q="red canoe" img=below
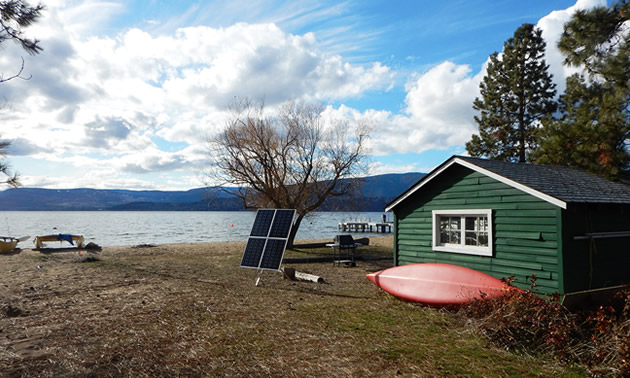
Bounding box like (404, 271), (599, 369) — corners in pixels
(366, 263), (519, 306)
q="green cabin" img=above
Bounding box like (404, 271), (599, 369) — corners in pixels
(385, 156), (630, 296)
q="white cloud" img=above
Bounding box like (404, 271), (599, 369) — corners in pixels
(368, 161), (430, 176)
(536, 0), (605, 94)
(53, 0), (125, 36)
(153, 23), (393, 106)
(360, 0), (603, 159)
(1, 3), (394, 189)
(399, 62), (481, 149)
(353, 61), (482, 157)
(1, 0), (604, 189)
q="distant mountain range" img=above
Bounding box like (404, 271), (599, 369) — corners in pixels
(0, 172), (425, 211)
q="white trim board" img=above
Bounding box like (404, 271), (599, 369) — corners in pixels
(385, 157), (567, 212)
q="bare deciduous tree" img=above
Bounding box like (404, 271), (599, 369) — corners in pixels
(208, 98), (370, 247)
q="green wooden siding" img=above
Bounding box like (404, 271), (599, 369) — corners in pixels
(394, 165), (561, 295)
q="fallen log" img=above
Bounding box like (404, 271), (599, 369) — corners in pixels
(282, 267), (325, 283)
(296, 271), (325, 283)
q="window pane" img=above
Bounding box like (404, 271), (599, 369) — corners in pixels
(462, 215), (489, 246)
(440, 218), (449, 232)
(448, 231), (460, 244)
(439, 216), (461, 245)
(465, 217), (474, 231)
(465, 231), (477, 245)
(450, 217), (460, 229)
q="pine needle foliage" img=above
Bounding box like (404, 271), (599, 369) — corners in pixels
(0, 1), (44, 187)
(0, 0), (43, 54)
(533, 1), (630, 179)
(467, 23), (557, 163)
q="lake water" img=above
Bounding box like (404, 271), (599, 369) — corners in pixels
(0, 211), (392, 247)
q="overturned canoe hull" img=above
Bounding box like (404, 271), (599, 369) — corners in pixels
(367, 263), (519, 307)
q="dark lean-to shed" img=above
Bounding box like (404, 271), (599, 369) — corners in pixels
(385, 156), (630, 296)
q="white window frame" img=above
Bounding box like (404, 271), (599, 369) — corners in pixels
(432, 209), (493, 256)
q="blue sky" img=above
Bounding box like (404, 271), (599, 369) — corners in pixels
(0, 0), (605, 190)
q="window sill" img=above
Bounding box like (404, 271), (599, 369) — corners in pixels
(432, 245), (492, 257)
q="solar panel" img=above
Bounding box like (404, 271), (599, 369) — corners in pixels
(250, 209), (275, 237)
(259, 238), (288, 269)
(269, 209), (295, 238)
(241, 237), (266, 268)
(240, 209), (296, 271)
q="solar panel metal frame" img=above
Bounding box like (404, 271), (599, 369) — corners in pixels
(240, 208), (296, 271)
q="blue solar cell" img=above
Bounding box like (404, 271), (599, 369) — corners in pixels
(250, 209), (274, 237)
(269, 209), (295, 238)
(259, 238), (287, 270)
(240, 237), (265, 268)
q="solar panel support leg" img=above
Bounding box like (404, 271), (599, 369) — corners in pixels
(255, 270), (264, 286)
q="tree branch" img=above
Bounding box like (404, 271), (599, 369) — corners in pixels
(0, 56), (32, 83)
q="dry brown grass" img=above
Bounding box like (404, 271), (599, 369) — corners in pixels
(1, 237), (583, 376)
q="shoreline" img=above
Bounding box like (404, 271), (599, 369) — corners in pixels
(12, 235), (394, 253)
(2, 211), (393, 248)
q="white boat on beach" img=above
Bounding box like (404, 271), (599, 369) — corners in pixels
(0, 236), (29, 252)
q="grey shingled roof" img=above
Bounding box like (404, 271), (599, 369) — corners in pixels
(457, 156), (630, 204)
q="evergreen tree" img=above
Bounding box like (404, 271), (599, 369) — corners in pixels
(534, 76), (629, 178)
(533, 1), (630, 179)
(466, 23), (557, 163)
(1, 0), (43, 83)
(1, 1), (43, 187)
(0, 136), (19, 187)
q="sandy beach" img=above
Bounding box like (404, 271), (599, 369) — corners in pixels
(0, 236), (572, 376)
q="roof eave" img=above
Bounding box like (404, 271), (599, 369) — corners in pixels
(385, 156), (567, 212)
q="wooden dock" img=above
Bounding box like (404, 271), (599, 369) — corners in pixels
(337, 221), (393, 233)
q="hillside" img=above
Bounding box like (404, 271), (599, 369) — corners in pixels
(0, 172), (425, 211)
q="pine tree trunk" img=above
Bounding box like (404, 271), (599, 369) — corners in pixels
(519, 120), (526, 163)
(518, 88), (526, 163)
